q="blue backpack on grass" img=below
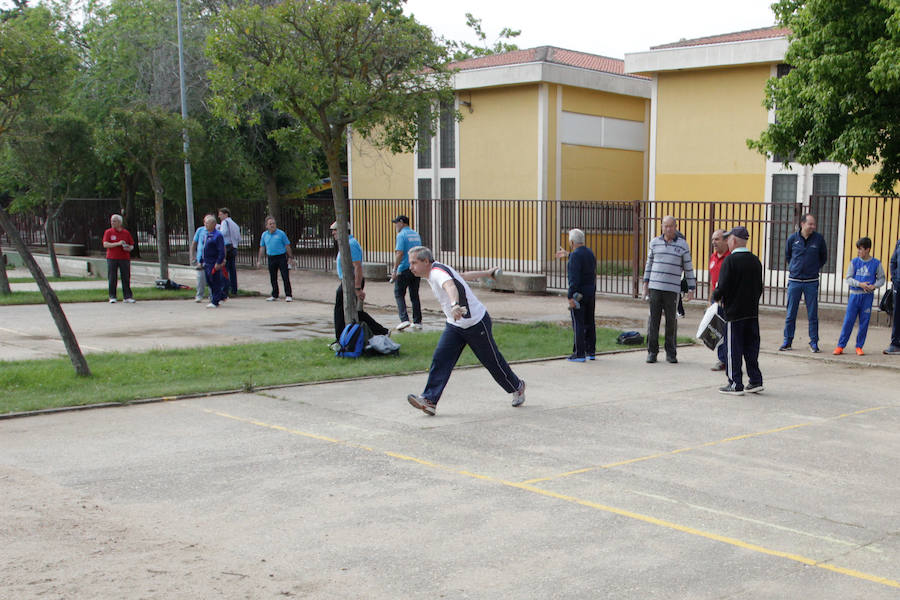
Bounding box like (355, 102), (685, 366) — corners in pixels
(336, 322), (369, 358)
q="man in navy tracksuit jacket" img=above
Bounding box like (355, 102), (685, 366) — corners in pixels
(200, 214), (227, 308)
(886, 238), (900, 355)
(564, 228), (597, 361)
(712, 227), (764, 396)
(781, 213), (828, 352)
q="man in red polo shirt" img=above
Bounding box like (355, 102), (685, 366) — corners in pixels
(709, 229), (730, 370)
(102, 214), (136, 304)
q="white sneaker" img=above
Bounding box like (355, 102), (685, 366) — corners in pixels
(109, 298), (116, 303)
(124, 298), (136, 303)
(206, 303), (218, 309)
(266, 296), (276, 301)
(395, 320), (412, 331)
(412, 323), (423, 330)
(285, 296), (293, 302)
(511, 380), (526, 407)
(194, 296), (203, 303)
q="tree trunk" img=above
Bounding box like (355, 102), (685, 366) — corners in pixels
(121, 170), (140, 259)
(45, 201), (66, 278)
(0, 205), (91, 376)
(0, 244), (11, 295)
(150, 165), (168, 280)
(264, 169), (280, 219)
(324, 136), (357, 327)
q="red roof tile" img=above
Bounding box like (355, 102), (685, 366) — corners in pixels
(449, 46), (646, 79)
(651, 26), (790, 50)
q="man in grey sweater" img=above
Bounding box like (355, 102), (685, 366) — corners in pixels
(643, 216), (696, 364)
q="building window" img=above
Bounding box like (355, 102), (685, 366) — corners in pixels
(439, 102), (455, 169)
(811, 173), (840, 274)
(417, 178), (433, 248)
(769, 173), (797, 270)
(560, 202), (633, 232)
(414, 100), (458, 253)
(417, 110), (432, 169)
(440, 178), (456, 252)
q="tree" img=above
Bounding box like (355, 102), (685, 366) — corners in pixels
(95, 105), (200, 280)
(446, 12), (521, 62)
(3, 112), (93, 278)
(749, 0), (900, 195)
(208, 0), (454, 325)
(0, 3), (90, 376)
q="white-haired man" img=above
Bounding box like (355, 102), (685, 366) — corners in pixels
(406, 246), (524, 416)
(559, 228), (596, 361)
(102, 214), (135, 304)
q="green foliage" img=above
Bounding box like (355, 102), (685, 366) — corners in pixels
(749, 0), (900, 195)
(447, 12), (521, 62)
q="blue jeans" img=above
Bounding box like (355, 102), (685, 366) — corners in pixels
(784, 280), (819, 344)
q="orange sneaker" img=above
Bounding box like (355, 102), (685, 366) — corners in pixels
(855, 347), (864, 356)
(832, 347), (843, 355)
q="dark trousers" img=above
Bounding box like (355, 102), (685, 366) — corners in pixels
(570, 293), (596, 358)
(712, 301), (727, 364)
(725, 318), (762, 391)
(204, 265), (227, 306)
(225, 245), (238, 295)
(394, 268), (422, 324)
(422, 313), (521, 403)
(334, 282), (389, 339)
(266, 253), (292, 298)
(892, 285), (900, 347)
(647, 289), (678, 357)
(107, 259), (132, 300)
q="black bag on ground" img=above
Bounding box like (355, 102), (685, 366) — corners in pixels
(616, 331), (644, 345)
(880, 288), (894, 314)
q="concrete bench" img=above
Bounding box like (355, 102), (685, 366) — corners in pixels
(53, 243), (86, 256)
(484, 271), (547, 295)
(362, 262), (390, 281)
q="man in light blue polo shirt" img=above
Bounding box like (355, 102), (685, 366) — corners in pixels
(190, 224), (208, 303)
(256, 216), (293, 301)
(390, 215), (423, 330)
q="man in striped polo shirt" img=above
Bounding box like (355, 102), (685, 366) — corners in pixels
(643, 216), (696, 364)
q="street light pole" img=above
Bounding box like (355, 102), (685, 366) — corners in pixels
(176, 0), (195, 248)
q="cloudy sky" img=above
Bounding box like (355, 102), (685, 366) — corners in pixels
(404, 0), (779, 58)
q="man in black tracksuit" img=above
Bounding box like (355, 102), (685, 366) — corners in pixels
(563, 228), (597, 361)
(711, 226), (764, 396)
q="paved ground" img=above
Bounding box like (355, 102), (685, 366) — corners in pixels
(2, 263), (900, 598)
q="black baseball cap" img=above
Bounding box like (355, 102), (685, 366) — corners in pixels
(723, 226), (750, 240)
(391, 215), (409, 224)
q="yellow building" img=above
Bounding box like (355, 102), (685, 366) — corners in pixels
(348, 46), (651, 267)
(625, 27), (899, 296)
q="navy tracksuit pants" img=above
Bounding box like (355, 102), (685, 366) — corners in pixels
(725, 318), (762, 392)
(837, 292), (874, 349)
(570, 293), (596, 358)
(422, 313), (521, 403)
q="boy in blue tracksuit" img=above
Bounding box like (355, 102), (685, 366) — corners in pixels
(834, 237), (885, 355)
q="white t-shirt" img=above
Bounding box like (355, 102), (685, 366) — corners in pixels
(427, 263), (486, 329)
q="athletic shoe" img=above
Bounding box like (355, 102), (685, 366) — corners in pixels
(855, 347), (864, 356)
(124, 298), (136, 304)
(676, 312), (685, 319)
(396, 320), (412, 331)
(109, 298), (116, 304)
(587, 354), (596, 361)
(883, 346), (900, 355)
(205, 303), (218, 309)
(646, 353), (657, 363)
(511, 380), (526, 407)
(567, 355), (586, 363)
(328, 341), (341, 352)
(778, 341), (792, 351)
(194, 296), (203, 303)
(833, 347), (844, 355)
(810, 342), (821, 353)
(407, 394), (436, 416)
(412, 323), (423, 330)
(745, 383), (764, 393)
(666, 355), (678, 364)
(718, 384), (744, 396)
(711, 361), (726, 371)
(285, 296), (293, 302)
(266, 296), (276, 301)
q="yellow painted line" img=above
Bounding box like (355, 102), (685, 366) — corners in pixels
(521, 406), (888, 485)
(201, 406), (900, 591)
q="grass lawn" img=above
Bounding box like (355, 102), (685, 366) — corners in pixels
(0, 287), (258, 305)
(0, 323), (690, 414)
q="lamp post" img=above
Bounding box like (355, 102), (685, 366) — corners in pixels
(176, 0), (195, 249)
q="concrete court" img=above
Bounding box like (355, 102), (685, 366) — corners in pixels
(2, 343), (899, 599)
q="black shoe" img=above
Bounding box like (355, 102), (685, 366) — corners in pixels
(407, 394), (436, 416)
(745, 383), (765, 393)
(718, 384), (744, 396)
(711, 361), (726, 371)
(809, 342), (821, 353)
(883, 346), (900, 355)
(666, 355), (678, 364)
(646, 353), (657, 363)
(778, 341), (792, 351)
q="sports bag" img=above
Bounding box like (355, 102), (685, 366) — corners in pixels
(616, 331), (644, 345)
(879, 288), (894, 314)
(336, 322), (370, 358)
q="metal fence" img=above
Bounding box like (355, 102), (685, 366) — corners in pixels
(4, 195), (898, 310)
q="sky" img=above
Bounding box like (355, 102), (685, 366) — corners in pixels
(403, 0), (779, 59)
